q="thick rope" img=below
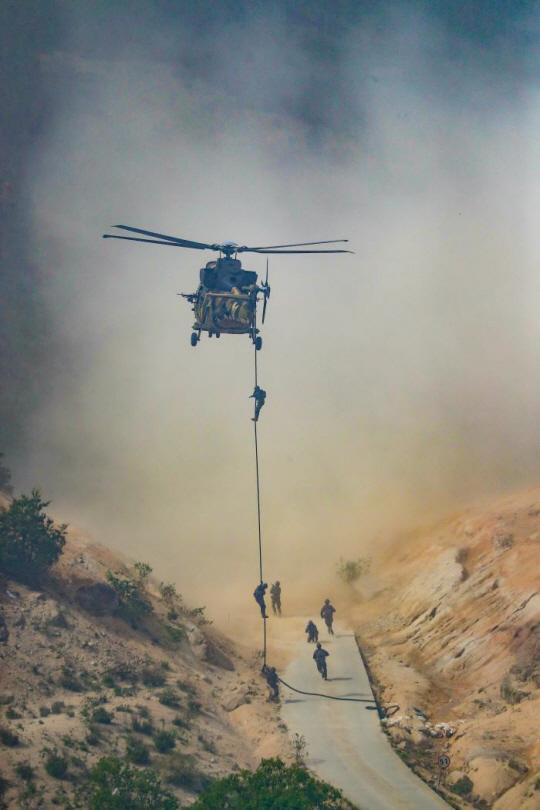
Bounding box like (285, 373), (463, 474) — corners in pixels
(276, 676), (400, 718)
(253, 339), (267, 665)
(252, 327), (397, 710)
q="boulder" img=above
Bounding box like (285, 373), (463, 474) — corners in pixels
(0, 693), (14, 705)
(190, 627), (234, 671)
(0, 614), (9, 642)
(222, 686), (250, 712)
(75, 582), (119, 616)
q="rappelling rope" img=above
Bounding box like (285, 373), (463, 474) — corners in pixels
(252, 334), (397, 715)
(253, 339), (267, 666)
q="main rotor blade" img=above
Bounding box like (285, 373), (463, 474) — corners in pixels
(112, 225), (212, 250)
(241, 239), (349, 251)
(245, 248), (354, 254)
(103, 235), (187, 246)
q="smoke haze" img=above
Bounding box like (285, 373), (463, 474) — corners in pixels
(4, 1), (540, 620)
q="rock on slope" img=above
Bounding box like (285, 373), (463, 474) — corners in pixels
(355, 486), (540, 809)
(0, 520), (288, 808)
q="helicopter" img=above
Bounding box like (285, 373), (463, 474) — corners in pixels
(103, 225), (352, 349)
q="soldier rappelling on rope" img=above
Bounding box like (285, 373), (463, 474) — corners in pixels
(250, 385), (266, 422)
(262, 664), (280, 702)
(253, 582), (268, 618)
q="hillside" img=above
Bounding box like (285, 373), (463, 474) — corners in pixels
(0, 501), (289, 808)
(354, 486), (540, 809)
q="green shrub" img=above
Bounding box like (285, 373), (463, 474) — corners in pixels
(0, 490), (67, 582)
(198, 734), (216, 754)
(131, 715), (154, 736)
(159, 689), (181, 709)
(187, 606), (212, 626)
(172, 715), (191, 731)
(154, 730), (176, 754)
(39, 706), (51, 717)
(191, 758), (359, 808)
(141, 668), (166, 688)
(0, 726), (19, 746)
(126, 738), (150, 765)
(92, 707), (114, 725)
(133, 562), (153, 589)
(44, 752), (68, 779)
(106, 570), (153, 624)
(15, 762), (34, 781)
(164, 753), (208, 791)
(335, 556), (371, 583)
(450, 775), (474, 796)
(51, 701), (65, 714)
(59, 667), (85, 692)
(87, 756), (178, 809)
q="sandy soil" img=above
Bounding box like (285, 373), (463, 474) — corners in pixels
(0, 520), (291, 808)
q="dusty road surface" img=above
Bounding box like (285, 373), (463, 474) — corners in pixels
(275, 618), (450, 810)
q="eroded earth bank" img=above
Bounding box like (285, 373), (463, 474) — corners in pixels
(352, 486), (540, 809)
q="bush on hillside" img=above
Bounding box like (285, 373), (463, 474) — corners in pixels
(0, 490), (67, 582)
(105, 570), (153, 624)
(191, 758), (360, 809)
(85, 756), (178, 809)
(336, 557), (371, 584)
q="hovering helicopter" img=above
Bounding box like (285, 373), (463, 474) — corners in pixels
(103, 225), (352, 349)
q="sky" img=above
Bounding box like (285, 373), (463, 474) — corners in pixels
(2, 0), (540, 620)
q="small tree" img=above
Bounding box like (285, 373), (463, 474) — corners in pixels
(0, 490), (67, 582)
(191, 758), (359, 809)
(336, 557), (371, 584)
(133, 562), (152, 590)
(160, 582), (182, 615)
(106, 570), (153, 624)
(85, 756), (178, 809)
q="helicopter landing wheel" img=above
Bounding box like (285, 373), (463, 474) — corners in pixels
(255, 336), (263, 351)
(190, 332), (199, 347)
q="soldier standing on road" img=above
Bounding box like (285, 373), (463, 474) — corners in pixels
(270, 581), (282, 616)
(313, 643), (330, 680)
(305, 620), (318, 643)
(250, 385), (266, 422)
(262, 664), (280, 702)
(320, 598), (336, 635)
(253, 582), (268, 618)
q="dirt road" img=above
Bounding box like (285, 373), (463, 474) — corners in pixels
(275, 618), (450, 810)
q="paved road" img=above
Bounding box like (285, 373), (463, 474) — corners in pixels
(279, 619), (450, 810)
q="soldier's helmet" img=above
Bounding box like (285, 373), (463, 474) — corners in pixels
(276, 581), (280, 585)
(271, 667), (276, 672)
(324, 598), (330, 604)
(316, 643), (322, 648)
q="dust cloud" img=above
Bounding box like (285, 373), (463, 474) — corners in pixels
(8, 3), (540, 625)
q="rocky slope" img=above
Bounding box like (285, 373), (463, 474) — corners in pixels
(353, 485), (540, 809)
(0, 509), (289, 808)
